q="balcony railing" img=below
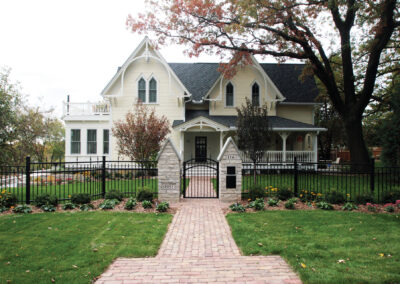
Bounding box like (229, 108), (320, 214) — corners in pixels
(241, 150), (315, 163)
(63, 102), (111, 117)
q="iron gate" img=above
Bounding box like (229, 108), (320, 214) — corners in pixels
(182, 158), (219, 198)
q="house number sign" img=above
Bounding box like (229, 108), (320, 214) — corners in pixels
(226, 155), (237, 160)
(160, 183), (176, 191)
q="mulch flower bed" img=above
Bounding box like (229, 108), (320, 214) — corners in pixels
(226, 198), (400, 214)
(0, 198), (177, 215)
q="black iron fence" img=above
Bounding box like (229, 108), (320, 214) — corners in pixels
(242, 158), (400, 203)
(0, 156), (158, 204)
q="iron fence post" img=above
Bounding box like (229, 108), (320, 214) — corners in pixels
(370, 158), (375, 193)
(102, 156), (106, 198)
(25, 156), (31, 204)
(216, 162), (219, 198)
(294, 157), (298, 197)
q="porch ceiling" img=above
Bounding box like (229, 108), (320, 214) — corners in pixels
(172, 110), (326, 132)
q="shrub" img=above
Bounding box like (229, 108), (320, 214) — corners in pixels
(156, 201), (169, 212)
(287, 197), (298, 203)
(366, 203), (378, 212)
(316, 201), (334, 210)
(247, 184), (266, 201)
(99, 199), (120, 210)
(79, 203), (94, 211)
(13, 204), (32, 214)
(342, 202), (358, 211)
(384, 203), (395, 213)
(284, 200), (295, 209)
(267, 198), (279, 207)
(70, 193), (91, 204)
(142, 200), (152, 209)
(277, 187), (293, 201)
(124, 197), (137, 210)
(41, 204), (56, 212)
(105, 190), (124, 201)
(396, 200), (400, 208)
(0, 191), (18, 208)
(248, 198), (265, 211)
(324, 191), (345, 204)
(230, 202), (246, 212)
(62, 202), (76, 210)
(137, 188), (154, 202)
(354, 193), (375, 205)
(34, 194), (58, 207)
(382, 191), (400, 204)
(0, 206), (8, 213)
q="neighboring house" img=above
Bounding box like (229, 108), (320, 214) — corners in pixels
(62, 37), (325, 163)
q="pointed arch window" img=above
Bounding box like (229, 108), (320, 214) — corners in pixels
(138, 78), (146, 102)
(225, 82), (234, 107)
(149, 78), (157, 103)
(252, 82), (260, 106)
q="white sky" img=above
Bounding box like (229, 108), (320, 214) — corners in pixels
(0, 0), (230, 118)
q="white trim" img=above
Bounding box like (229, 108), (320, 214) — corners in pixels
(217, 137), (242, 161)
(224, 81), (235, 107)
(173, 116), (230, 132)
(156, 138), (182, 161)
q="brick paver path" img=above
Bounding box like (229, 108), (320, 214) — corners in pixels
(96, 199), (301, 284)
(184, 176), (217, 198)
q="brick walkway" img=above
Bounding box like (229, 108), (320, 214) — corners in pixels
(95, 199), (301, 284)
(184, 176), (217, 198)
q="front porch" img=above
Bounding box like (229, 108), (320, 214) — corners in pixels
(173, 115), (323, 164)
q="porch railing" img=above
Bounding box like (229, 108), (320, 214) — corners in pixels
(63, 102), (111, 117)
(241, 151), (315, 163)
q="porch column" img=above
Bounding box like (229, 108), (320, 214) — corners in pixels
(278, 132), (289, 162)
(220, 131), (223, 151)
(312, 132), (318, 162)
(180, 130), (184, 160)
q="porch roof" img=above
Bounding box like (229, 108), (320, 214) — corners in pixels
(172, 110), (326, 131)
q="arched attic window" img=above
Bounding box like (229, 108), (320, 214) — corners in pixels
(225, 82), (234, 107)
(252, 82), (260, 106)
(149, 78), (157, 103)
(138, 78), (146, 102)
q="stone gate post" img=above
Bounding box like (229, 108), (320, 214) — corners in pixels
(217, 137), (242, 203)
(157, 138), (181, 203)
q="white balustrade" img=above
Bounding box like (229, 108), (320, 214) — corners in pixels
(241, 150), (314, 163)
(63, 102), (111, 117)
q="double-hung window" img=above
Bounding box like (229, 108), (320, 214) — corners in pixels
(138, 78), (146, 102)
(149, 78), (157, 103)
(87, 129), (97, 154)
(103, 129), (109, 154)
(71, 129), (81, 154)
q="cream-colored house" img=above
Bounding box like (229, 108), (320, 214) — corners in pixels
(62, 37), (325, 163)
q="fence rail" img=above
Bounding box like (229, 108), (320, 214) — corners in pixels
(0, 156), (158, 204)
(242, 158), (400, 203)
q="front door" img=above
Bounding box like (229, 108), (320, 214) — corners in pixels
(195, 136), (207, 162)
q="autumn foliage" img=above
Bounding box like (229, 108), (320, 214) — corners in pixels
(127, 0), (399, 165)
(112, 102), (170, 161)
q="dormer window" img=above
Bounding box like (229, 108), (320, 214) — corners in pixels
(252, 82), (260, 106)
(138, 78), (146, 102)
(149, 77), (157, 103)
(225, 82), (234, 107)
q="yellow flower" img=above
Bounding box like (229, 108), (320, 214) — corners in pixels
(301, 263), (307, 268)
(68, 195), (71, 198)
(248, 198), (251, 201)
(305, 191), (308, 193)
(1, 190), (5, 194)
(346, 194), (350, 197)
(317, 193), (322, 196)
(300, 194), (303, 197)
(0, 195), (2, 199)
(379, 253), (384, 257)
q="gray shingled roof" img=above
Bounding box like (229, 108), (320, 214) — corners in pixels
(168, 63), (318, 103)
(172, 110), (323, 130)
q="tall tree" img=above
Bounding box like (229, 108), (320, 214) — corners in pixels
(128, 0), (400, 166)
(113, 101), (170, 161)
(236, 98), (272, 184)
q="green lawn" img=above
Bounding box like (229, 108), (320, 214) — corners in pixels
(242, 174), (400, 202)
(227, 211), (400, 284)
(0, 212), (172, 284)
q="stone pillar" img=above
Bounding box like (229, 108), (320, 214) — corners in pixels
(157, 138), (181, 203)
(217, 137), (242, 203)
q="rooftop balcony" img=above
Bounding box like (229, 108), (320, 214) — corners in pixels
(62, 102), (111, 121)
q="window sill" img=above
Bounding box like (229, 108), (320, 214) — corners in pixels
(224, 106), (235, 109)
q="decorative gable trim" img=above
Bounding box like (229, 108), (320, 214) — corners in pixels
(101, 37), (191, 98)
(172, 116), (230, 132)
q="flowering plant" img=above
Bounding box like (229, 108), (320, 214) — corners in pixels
(366, 203), (379, 212)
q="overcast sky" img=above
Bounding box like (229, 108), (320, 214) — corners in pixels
(0, 0), (232, 118)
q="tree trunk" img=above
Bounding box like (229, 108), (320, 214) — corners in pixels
(344, 118), (371, 171)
